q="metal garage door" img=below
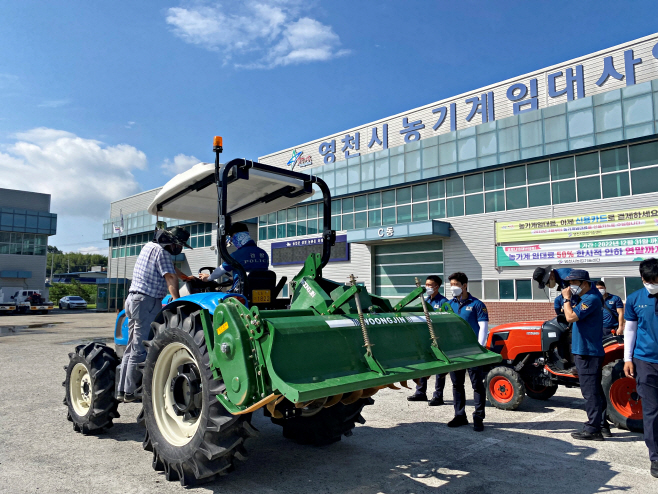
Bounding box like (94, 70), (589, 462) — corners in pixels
(374, 239), (444, 303)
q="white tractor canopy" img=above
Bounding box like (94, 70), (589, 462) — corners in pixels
(148, 161), (316, 223)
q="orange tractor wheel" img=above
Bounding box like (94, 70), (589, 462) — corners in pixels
(602, 359), (644, 433)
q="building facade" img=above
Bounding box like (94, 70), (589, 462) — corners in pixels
(0, 188), (57, 298)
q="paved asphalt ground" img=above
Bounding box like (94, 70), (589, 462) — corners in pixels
(1, 311), (656, 493)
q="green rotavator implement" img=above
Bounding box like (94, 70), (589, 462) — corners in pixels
(63, 136), (501, 486)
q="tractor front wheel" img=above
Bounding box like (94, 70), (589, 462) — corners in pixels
(486, 366), (525, 410)
(63, 342), (120, 434)
(524, 380), (558, 401)
(142, 307), (255, 486)
(602, 359), (644, 432)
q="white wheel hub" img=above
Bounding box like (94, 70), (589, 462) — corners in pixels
(152, 342), (202, 447)
(70, 363), (92, 416)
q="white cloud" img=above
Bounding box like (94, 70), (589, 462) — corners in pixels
(78, 245), (104, 255)
(37, 99), (71, 108)
(125, 121), (136, 129)
(161, 153), (200, 176)
(0, 128), (147, 221)
(165, 1), (349, 68)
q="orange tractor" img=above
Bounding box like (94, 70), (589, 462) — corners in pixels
(484, 316), (643, 432)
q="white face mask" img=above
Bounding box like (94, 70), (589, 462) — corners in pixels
(450, 286), (462, 298)
(570, 285), (582, 296)
(425, 286), (436, 296)
(645, 283), (658, 295)
(598, 289), (606, 296)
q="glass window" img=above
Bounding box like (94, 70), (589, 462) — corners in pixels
(382, 207), (396, 224)
(276, 224), (286, 238)
(631, 168), (658, 195)
(267, 225), (276, 239)
(429, 200), (445, 219)
(551, 156), (575, 180)
(297, 206), (307, 220)
(499, 280), (514, 299)
(484, 280), (499, 300)
(190, 224), (197, 235)
(506, 187), (527, 210)
(287, 208), (296, 222)
(532, 281), (550, 300)
(600, 146), (628, 173)
(552, 180), (576, 204)
(267, 212), (276, 224)
(484, 170), (504, 190)
(465, 194), (484, 215)
(354, 195), (367, 211)
(331, 200), (341, 216)
(602, 277), (625, 300)
(368, 192), (380, 209)
(307, 219), (318, 234)
(602, 172), (630, 198)
(485, 190), (505, 212)
(446, 197), (464, 217)
(505, 165), (526, 187)
(342, 197), (354, 213)
(287, 223), (296, 237)
(468, 280), (483, 300)
(258, 215), (268, 225)
(575, 152), (599, 177)
(446, 177), (464, 197)
(428, 181), (445, 199)
(354, 212), (367, 229)
(528, 184), (551, 207)
(577, 176), (601, 201)
(258, 226), (267, 240)
(629, 141), (658, 168)
(382, 190), (396, 207)
(412, 203), (428, 221)
(331, 216), (340, 231)
(342, 214), (354, 230)
(397, 187), (411, 204)
(516, 280), (532, 300)
(412, 184), (427, 202)
(625, 277), (644, 298)
(397, 205), (411, 223)
(297, 222), (307, 236)
(368, 209), (381, 226)
(464, 174), (483, 194)
(307, 203), (318, 218)
(277, 210), (286, 223)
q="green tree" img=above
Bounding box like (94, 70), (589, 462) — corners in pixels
(47, 248), (107, 277)
(49, 280), (97, 304)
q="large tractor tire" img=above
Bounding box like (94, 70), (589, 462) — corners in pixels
(524, 380), (558, 401)
(602, 359), (644, 433)
(64, 342), (120, 434)
(141, 307), (256, 486)
(270, 397), (374, 446)
(486, 366), (525, 410)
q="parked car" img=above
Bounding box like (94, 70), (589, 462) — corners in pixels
(59, 296), (88, 310)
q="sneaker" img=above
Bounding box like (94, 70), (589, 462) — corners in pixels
(428, 397), (445, 406)
(571, 431), (604, 441)
(407, 394), (428, 402)
(601, 426), (613, 438)
(447, 415), (469, 428)
(123, 393), (137, 403)
(651, 461), (658, 479)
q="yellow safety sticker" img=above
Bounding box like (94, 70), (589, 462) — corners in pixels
(217, 321), (229, 335)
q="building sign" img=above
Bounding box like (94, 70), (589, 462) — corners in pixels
(496, 207), (658, 243)
(497, 235), (658, 266)
(271, 235), (349, 266)
(378, 226), (395, 237)
(261, 34), (658, 169)
(286, 149), (312, 170)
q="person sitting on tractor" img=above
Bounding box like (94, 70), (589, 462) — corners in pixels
(596, 280), (625, 336)
(199, 222), (269, 292)
(561, 269), (610, 441)
(408, 275), (449, 406)
(623, 257), (658, 478)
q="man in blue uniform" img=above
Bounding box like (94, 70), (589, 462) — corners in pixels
(200, 223), (269, 291)
(596, 281), (625, 336)
(623, 257), (658, 478)
(445, 272), (489, 432)
(408, 275), (449, 405)
(561, 269), (607, 441)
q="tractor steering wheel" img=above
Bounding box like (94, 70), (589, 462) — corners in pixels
(197, 266), (233, 291)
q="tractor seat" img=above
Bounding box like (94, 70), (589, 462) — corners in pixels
(246, 270), (287, 306)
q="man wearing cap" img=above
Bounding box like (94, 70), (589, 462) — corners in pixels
(199, 222), (269, 291)
(623, 257), (658, 478)
(560, 269), (608, 440)
(117, 226), (189, 403)
(408, 275), (449, 406)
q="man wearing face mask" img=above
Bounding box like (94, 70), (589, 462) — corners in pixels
(118, 226), (189, 403)
(408, 275), (450, 405)
(623, 258), (658, 478)
(560, 269), (607, 441)
(445, 272), (489, 432)
(199, 222), (269, 291)
(595, 281), (625, 336)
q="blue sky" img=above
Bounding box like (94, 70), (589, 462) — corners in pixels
(1, 1), (656, 254)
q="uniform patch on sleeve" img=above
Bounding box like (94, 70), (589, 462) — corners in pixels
(581, 303), (589, 310)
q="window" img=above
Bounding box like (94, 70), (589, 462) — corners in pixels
(551, 156), (575, 180)
(505, 165), (526, 187)
(575, 152), (599, 176)
(600, 146), (628, 172)
(527, 161), (549, 184)
(506, 187), (527, 210)
(484, 280), (499, 300)
(465, 194), (484, 215)
(629, 141), (658, 168)
(485, 190), (505, 212)
(552, 180), (576, 204)
(577, 176), (601, 201)
(516, 280), (532, 300)
(499, 280), (514, 299)
(602, 172), (630, 198)
(446, 197), (464, 217)
(446, 177), (463, 197)
(528, 184), (551, 207)
(631, 168), (658, 195)
(464, 174), (483, 194)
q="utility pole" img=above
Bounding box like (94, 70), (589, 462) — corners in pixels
(50, 251), (55, 279)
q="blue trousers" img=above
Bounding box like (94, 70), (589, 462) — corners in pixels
(574, 354), (606, 434)
(414, 374), (446, 399)
(634, 358), (658, 462)
(450, 367), (486, 421)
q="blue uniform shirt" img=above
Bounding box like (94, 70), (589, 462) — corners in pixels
(448, 293), (488, 336)
(554, 292), (581, 316)
(221, 240), (269, 291)
(571, 285), (605, 357)
(602, 293), (624, 330)
(426, 292), (448, 311)
(624, 289), (658, 364)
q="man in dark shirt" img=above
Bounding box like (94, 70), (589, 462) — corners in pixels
(596, 281), (624, 336)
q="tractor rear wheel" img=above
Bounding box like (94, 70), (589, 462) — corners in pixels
(63, 342), (120, 434)
(602, 359), (644, 433)
(486, 366), (525, 410)
(270, 397), (373, 446)
(524, 380), (558, 401)
(141, 307), (255, 486)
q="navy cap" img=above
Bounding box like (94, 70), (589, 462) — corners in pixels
(564, 269), (591, 282)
